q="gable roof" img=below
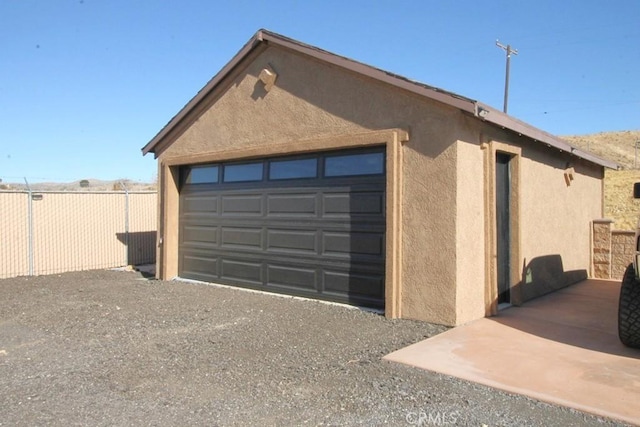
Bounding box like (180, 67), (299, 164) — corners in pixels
(142, 29), (617, 169)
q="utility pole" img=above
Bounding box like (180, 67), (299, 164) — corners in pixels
(496, 40), (518, 114)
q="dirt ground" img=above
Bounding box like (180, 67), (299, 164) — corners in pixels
(0, 270), (630, 426)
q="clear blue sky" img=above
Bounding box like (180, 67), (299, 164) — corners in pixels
(1, 0), (638, 183)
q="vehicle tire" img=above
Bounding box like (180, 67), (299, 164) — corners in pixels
(619, 263), (640, 348)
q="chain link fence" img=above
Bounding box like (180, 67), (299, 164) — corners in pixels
(1, 190), (157, 279)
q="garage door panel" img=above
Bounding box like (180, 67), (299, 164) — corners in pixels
(221, 195), (263, 216)
(323, 270), (384, 302)
(322, 231), (385, 257)
(267, 264), (317, 290)
(221, 259), (262, 284)
(266, 229), (317, 253)
(181, 254), (219, 278)
(182, 225), (218, 246)
(322, 192), (384, 216)
(267, 194), (317, 217)
(221, 227), (263, 250)
(183, 195), (218, 215)
(179, 147), (385, 308)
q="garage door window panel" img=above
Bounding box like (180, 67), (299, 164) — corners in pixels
(324, 152), (384, 177)
(269, 158), (318, 180)
(184, 165), (219, 185)
(223, 162), (264, 183)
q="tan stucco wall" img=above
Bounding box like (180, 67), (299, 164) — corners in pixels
(451, 130), (603, 325)
(478, 125), (603, 310)
(157, 44), (468, 325)
(518, 144), (602, 291)
(454, 139), (487, 325)
(154, 43), (604, 326)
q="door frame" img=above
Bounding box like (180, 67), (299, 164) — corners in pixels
(495, 152), (513, 307)
(483, 140), (521, 316)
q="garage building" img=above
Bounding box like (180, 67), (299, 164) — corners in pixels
(142, 30), (616, 326)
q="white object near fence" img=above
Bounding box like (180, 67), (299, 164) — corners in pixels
(0, 191), (157, 279)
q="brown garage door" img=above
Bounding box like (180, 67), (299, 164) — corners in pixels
(178, 147), (386, 308)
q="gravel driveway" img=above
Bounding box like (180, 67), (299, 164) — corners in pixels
(0, 270), (628, 426)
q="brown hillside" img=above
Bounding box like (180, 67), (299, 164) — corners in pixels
(562, 130), (640, 230)
(562, 130), (640, 170)
(602, 169), (640, 230)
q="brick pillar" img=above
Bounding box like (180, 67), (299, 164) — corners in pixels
(611, 230), (635, 280)
(592, 219), (613, 279)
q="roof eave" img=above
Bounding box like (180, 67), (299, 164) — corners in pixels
(474, 102), (619, 170)
(142, 29), (618, 171)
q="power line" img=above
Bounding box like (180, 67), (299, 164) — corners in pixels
(519, 100), (640, 116)
(496, 40), (518, 113)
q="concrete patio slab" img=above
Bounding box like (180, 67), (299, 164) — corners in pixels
(384, 280), (640, 425)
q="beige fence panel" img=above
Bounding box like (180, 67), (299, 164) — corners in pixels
(32, 192), (127, 275)
(0, 191), (157, 279)
(127, 192), (157, 266)
(0, 192), (29, 278)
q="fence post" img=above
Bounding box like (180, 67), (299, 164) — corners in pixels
(120, 182), (130, 266)
(24, 178), (34, 276)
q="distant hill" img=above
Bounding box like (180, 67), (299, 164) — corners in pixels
(1, 132), (638, 228)
(562, 130), (640, 230)
(562, 130), (640, 170)
(0, 179), (156, 192)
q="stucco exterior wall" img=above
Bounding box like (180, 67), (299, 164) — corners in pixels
(477, 125), (604, 305)
(454, 140), (487, 325)
(157, 45), (467, 325)
(153, 43), (604, 326)
(517, 147), (602, 299)
(452, 124), (603, 322)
